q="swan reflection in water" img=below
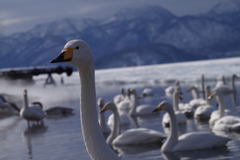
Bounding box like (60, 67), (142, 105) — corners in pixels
(22, 124), (48, 159)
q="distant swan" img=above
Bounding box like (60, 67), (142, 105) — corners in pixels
(141, 88), (154, 97)
(101, 102), (166, 145)
(214, 75), (238, 94)
(51, 39), (120, 159)
(209, 89), (240, 131)
(19, 90), (45, 127)
(208, 89), (232, 126)
(113, 88), (126, 104)
(187, 86), (207, 109)
(165, 81), (181, 96)
(153, 101), (231, 152)
(98, 98), (111, 134)
(162, 90), (186, 127)
(194, 85), (216, 120)
(129, 89), (158, 116)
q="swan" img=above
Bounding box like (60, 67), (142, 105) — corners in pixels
(0, 95), (20, 116)
(214, 75), (238, 95)
(50, 39), (120, 159)
(113, 88), (125, 104)
(209, 89), (240, 131)
(19, 90), (45, 126)
(165, 81), (181, 96)
(187, 86), (207, 109)
(128, 89), (158, 116)
(115, 89), (132, 110)
(101, 102), (166, 145)
(153, 101), (231, 152)
(162, 90), (187, 127)
(98, 98), (111, 134)
(107, 112), (131, 126)
(194, 85), (216, 120)
(208, 89), (232, 126)
(141, 88), (154, 97)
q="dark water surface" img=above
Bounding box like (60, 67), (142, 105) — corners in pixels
(0, 80), (240, 160)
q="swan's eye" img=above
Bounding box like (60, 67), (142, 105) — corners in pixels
(75, 46), (79, 49)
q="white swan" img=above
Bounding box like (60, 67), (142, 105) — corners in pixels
(97, 98), (111, 134)
(141, 88), (154, 97)
(194, 85), (216, 120)
(101, 102), (166, 145)
(209, 89), (240, 131)
(113, 88), (125, 104)
(115, 89), (132, 110)
(162, 90), (187, 127)
(208, 89), (232, 126)
(19, 90), (45, 126)
(153, 101), (231, 152)
(214, 75), (238, 94)
(187, 86), (207, 109)
(129, 89), (158, 116)
(165, 81), (181, 96)
(107, 112), (131, 126)
(50, 39), (120, 159)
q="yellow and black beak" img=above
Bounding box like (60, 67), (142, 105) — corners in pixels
(50, 48), (74, 63)
(152, 104), (163, 113)
(208, 93), (214, 100)
(100, 106), (107, 113)
(187, 87), (193, 92)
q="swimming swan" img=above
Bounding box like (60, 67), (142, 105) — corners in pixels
(19, 90), (45, 126)
(101, 102), (166, 145)
(50, 39), (120, 160)
(98, 98), (111, 134)
(129, 89), (158, 116)
(208, 89), (232, 126)
(162, 90), (186, 127)
(194, 85), (216, 120)
(153, 101), (231, 152)
(209, 89), (240, 131)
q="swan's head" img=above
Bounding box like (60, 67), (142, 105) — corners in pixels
(50, 39), (93, 68)
(23, 89), (27, 96)
(120, 88), (125, 94)
(152, 101), (172, 112)
(100, 102), (116, 113)
(208, 89), (222, 100)
(97, 98), (104, 108)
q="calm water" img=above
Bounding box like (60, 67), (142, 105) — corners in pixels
(0, 79), (240, 160)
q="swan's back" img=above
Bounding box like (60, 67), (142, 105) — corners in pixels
(112, 128), (166, 145)
(173, 132), (231, 152)
(136, 104), (157, 115)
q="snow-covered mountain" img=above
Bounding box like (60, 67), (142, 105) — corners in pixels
(0, 1), (240, 69)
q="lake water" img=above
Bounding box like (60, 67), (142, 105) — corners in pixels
(0, 75), (240, 160)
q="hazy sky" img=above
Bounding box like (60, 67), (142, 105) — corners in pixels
(0, 0), (222, 35)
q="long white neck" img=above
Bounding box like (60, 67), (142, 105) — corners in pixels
(24, 94), (29, 109)
(216, 93), (225, 118)
(129, 92), (138, 116)
(161, 106), (179, 152)
(191, 87), (200, 99)
(106, 105), (120, 145)
(205, 86), (211, 105)
(231, 76), (237, 107)
(77, 63), (119, 160)
(173, 92), (179, 111)
(99, 110), (109, 133)
(201, 75), (206, 100)
(231, 75), (236, 91)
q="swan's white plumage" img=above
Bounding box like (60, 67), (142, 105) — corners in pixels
(112, 128), (166, 146)
(101, 102), (166, 146)
(51, 39), (120, 160)
(107, 112), (131, 126)
(19, 90), (45, 125)
(141, 88), (154, 97)
(154, 101), (231, 152)
(129, 89), (157, 116)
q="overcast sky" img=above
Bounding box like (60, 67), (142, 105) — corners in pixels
(0, 0), (222, 35)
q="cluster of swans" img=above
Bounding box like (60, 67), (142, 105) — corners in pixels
(0, 90), (74, 127)
(50, 39), (236, 160)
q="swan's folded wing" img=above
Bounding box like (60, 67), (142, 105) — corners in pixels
(174, 132), (231, 151)
(112, 128), (166, 145)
